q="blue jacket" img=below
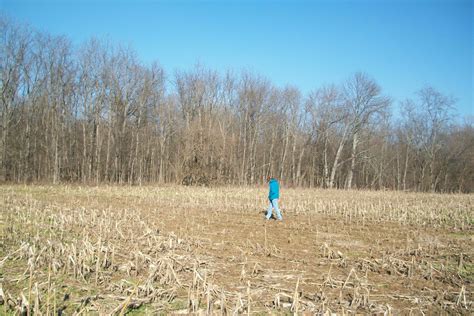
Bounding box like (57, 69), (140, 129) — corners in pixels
(268, 178), (280, 201)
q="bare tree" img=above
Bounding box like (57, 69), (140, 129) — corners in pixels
(0, 17), (31, 180)
(236, 71), (271, 184)
(343, 73), (390, 189)
(399, 87), (455, 191)
(306, 85), (350, 188)
(1, 17), (473, 192)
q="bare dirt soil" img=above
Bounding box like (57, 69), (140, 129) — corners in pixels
(1, 185), (473, 314)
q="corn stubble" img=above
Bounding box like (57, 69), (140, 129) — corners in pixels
(0, 185), (472, 314)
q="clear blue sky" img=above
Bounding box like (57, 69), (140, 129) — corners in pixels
(2, 0), (473, 118)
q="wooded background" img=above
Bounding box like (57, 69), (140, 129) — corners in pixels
(2, 18), (473, 192)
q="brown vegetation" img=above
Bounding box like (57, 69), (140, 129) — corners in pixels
(1, 185), (473, 314)
(2, 17), (473, 192)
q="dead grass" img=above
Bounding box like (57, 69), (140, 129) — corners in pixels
(0, 184), (473, 314)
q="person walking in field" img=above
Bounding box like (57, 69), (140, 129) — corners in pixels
(266, 176), (282, 220)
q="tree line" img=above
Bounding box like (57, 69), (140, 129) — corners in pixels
(2, 17), (473, 192)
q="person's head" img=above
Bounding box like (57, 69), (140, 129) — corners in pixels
(267, 176), (273, 182)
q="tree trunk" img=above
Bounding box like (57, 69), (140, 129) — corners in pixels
(1, 111), (8, 181)
(105, 124), (111, 182)
(296, 144), (305, 186)
(279, 125), (289, 180)
(95, 122), (101, 183)
(323, 131), (329, 188)
(329, 125), (348, 189)
(347, 130), (358, 189)
(403, 144), (409, 191)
